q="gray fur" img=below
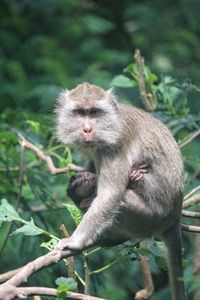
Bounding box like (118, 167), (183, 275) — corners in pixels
(55, 83), (185, 300)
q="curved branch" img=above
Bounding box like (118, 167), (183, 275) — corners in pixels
(20, 139), (83, 174)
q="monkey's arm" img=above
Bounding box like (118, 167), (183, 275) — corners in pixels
(57, 155), (130, 250)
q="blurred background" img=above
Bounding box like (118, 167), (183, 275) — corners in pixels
(0, 1), (200, 299)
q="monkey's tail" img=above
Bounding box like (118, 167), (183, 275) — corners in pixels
(162, 222), (186, 300)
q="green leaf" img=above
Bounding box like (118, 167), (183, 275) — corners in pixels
(111, 75), (136, 87)
(56, 277), (77, 291)
(10, 218), (44, 236)
(0, 131), (18, 143)
(0, 199), (23, 225)
(82, 14), (114, 34)
(56, 285), (68, 300)
(41, 238), (58, 250)
(25, 120), (40, 133)
(63, 204), (82, 226)
(146, 239), (166, 257)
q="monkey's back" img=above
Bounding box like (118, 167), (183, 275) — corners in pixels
(116, 104), (184, 235)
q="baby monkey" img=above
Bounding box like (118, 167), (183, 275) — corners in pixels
(68, 165), (148, 213)
(55, 83), (185, 300)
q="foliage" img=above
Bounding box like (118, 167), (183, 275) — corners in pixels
(0, 1), (200, 299)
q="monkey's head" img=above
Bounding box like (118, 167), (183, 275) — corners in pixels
(55, 83), (123, 149)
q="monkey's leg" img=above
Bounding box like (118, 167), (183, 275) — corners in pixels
(135, 244), (154, 300)
(161, 223), (186, 300)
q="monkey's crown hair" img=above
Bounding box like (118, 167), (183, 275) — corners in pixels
(68, 82), (113, 102)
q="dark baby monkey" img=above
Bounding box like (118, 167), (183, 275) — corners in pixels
(55, 83), (185, 300)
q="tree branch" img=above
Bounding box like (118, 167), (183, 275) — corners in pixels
(2, 286), (105, 300)
(20, 139), (83, 174)
(183, 194), (200, 209)
(184, 185), (200, 201)
(179, 129), (200, 149)
(182, 210), (200, 218)
(181, 224), (200, 233)
(134, 49), (157, 111)
(0, 248), (106, 300)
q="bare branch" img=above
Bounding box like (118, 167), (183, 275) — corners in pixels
(134, 49), (157, 111)
(179, 129), (200, 149)
(181, 224), (200, 233)
(184, 185), (200, 201)
(60, 224), (76, 281)
(0, 249), (107, 300)
(4, 286), (106, 300)
(0, 268), (22, 284)
(183, 194), (200, 209)
(182, 210), (200, 218)
(0, 285), (105, 299)
(20, 139), (83, 174)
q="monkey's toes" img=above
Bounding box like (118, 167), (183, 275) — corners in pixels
(135, 288), (153, 299)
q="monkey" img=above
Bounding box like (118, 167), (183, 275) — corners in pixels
(67, 165), (148, 212)
(55, 83), (185, 300)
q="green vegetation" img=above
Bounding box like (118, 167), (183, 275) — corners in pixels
(0, 1), (200, 299)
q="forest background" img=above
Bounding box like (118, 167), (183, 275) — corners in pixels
(0, 1), (200, 299)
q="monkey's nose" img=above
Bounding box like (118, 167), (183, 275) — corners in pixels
(83, 127), (92, 133)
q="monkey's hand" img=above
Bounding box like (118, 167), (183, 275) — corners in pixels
(129, 164), (148, 183)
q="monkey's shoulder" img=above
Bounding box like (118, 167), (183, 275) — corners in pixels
(118, 103), (173, 137)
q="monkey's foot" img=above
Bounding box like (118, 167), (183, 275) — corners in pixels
(135, 288), (153, 300)
(56, 237), (80, 251)
(130, 164), (148, 182)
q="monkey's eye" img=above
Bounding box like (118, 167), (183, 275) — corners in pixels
(73, 109), (86, 116)
(89, 108), (99, 116)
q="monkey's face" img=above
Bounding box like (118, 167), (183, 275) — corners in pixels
(55, 84), (123, 148)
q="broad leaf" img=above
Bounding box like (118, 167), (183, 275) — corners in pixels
(10, 218), (44, 236)
(111, 75), (136, 88)
(56, 277), (77, 291)
(0, 199), (23, 225)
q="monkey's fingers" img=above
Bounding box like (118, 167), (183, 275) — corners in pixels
(130, 170), (144, 182)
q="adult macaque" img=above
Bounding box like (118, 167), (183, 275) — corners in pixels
(55, 83), (185, 300)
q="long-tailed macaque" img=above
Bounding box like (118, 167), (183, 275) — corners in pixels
(55, 83), (185, 300)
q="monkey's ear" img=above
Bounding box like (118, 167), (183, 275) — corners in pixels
(105, 88), (118, 110)
(57, 89), (69, 106)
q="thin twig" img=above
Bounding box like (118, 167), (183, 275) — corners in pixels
(183, 195), (200, 209)
(179, 129), (200, 149)
(184, 186), (200, 201)
(182, 210), (200, 218)
(134, 49), (157, 111)
(181, 224), (200, 233)
(19, 138), (83, 174)
(83, 254), (91, 295)
(60, 224), (76, 281)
